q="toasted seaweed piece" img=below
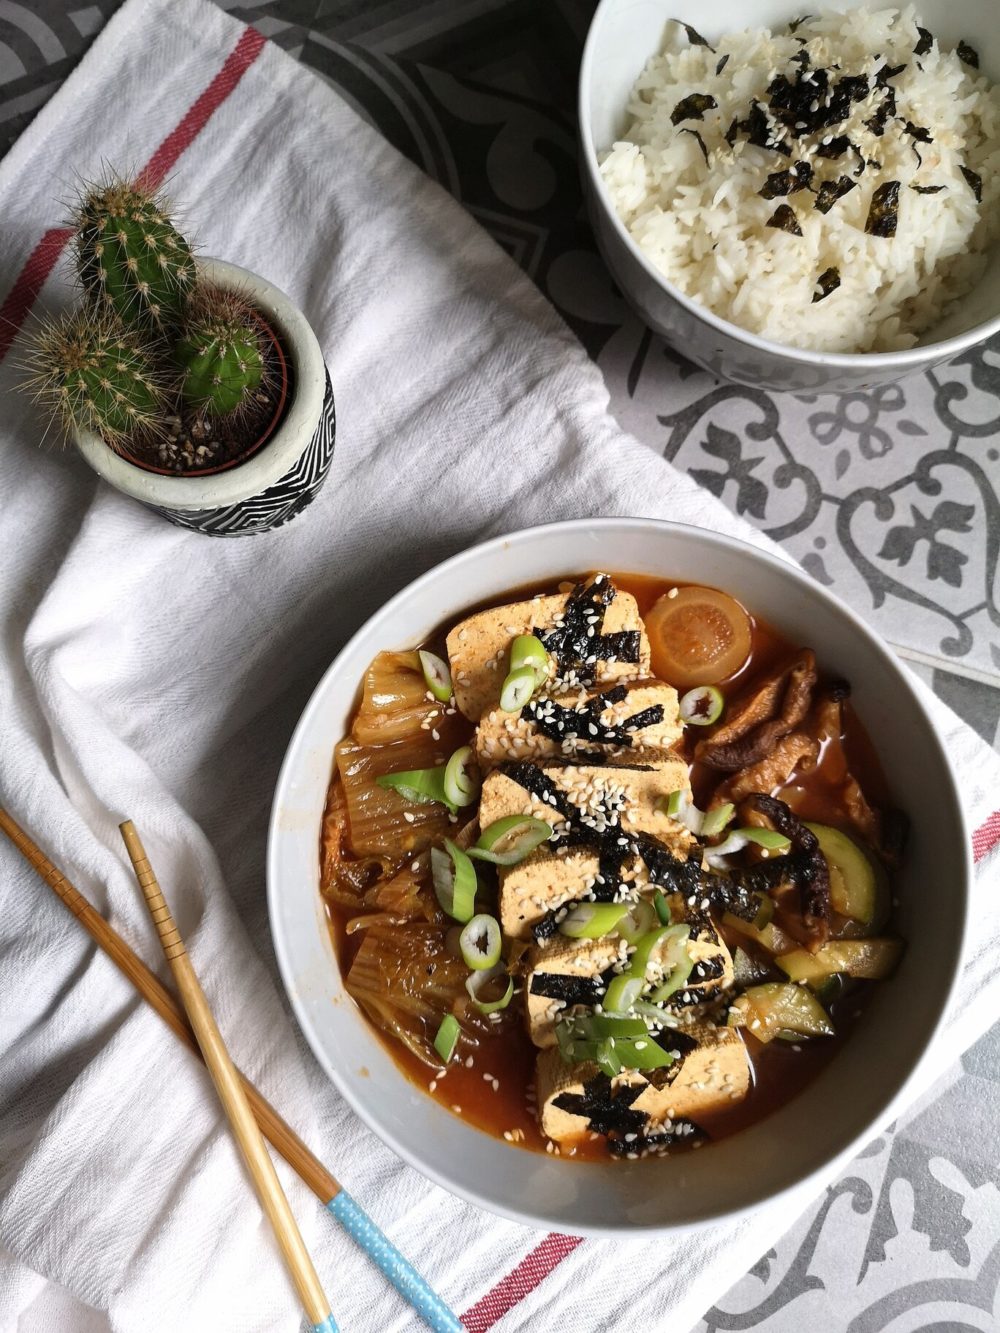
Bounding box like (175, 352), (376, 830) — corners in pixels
(679, 127), (710, 163)
(904, 121), (933, 144)
(961, 165), (983, 202)
(814, 175), (856, 213)
(876, 62), (906, 84)
(788, 14), (812, 33)
(865, 90), (896, 136)
(759, 161), (813, 198)
(866, 181), (901, 237)
(716, 53), (730, 76)
(911, 183), (946, 194)
(671, 93), (718, 125)
(816, 135), (852, 160)
(914, 26), (933, 57)
(530, 972), (607, 1007)
(767, 69), (869, 138)
(607, 1122), (706, 1157)
(790, 49), (811, 69)
(957, 40), (979, 69)
(812, 267), (841, 302)
(677, 20), (714, 50)
(725, 117), (738, 147)
(737, 100), (791, 155)
(766, 204), (803, 235)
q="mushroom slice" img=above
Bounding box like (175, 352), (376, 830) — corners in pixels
(694, 651), (817, 772)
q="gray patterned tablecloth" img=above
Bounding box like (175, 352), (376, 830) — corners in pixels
(4, 3), (999, 1329)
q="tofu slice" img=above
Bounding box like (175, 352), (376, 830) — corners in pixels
(536, 1025), (750, 1144)
(525, 936), (625, 1048)
(446, 583), (650, 720)
(475, 681), (683, 771)
(481, 760), (695, 940)
(479, 759), (691, 836)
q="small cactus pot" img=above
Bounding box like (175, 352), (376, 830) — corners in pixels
(72, 259), (335, 537)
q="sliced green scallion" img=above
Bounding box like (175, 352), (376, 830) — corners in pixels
(558, 901), (630, 939)
(376, 766), (457, 814)
(679, 684), (724, 725)
(465, 963), (514, 1013)
(468, 815), (551, 866)
(499, 665), (537, 713)
(509, 634), (550, 685)
(433, 1014), (460, 1063)
(443, 745), (479, 809)
(661, 790), (735, 838)
(617, 899), (658, 944)
(459, 913), (502, 971)
(603, 974), (644, 1013)
(653, 890), (672, 925)
(418, 649), (453, 703)
(555, 1013), (678, 1076)
(431, 840), (477, 922)
(705, 827), (791, 868)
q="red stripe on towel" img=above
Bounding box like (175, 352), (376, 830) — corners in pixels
(463, 809), (1000, 1328)
(461, 1234), (583, 1332)
(974, 810), (1000, 862)
(0, 25), (266, 364)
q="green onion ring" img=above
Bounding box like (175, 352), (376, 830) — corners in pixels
(433, 1014), (460, 1063)
(558, 901), (630, 939)
(603, 974), (644, 1014)
(509, 634), (550, 685)
(465, 964), (514, 1013)
(443, 745), (479, 809)
(418, 649), (453, 703)
(468, 815), (552, 866)
(431, 840), (477, 923)
(459, 913), (502, 971)
(679, 685), (725, 726)
(499, 665), (537, 712)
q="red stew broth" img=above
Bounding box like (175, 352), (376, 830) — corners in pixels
(321, 573), (894, 1159)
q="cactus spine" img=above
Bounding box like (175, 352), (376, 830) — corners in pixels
(28, 312), (165, 450)
(75, 177), (196, 331)
(174, 298), (265, 417)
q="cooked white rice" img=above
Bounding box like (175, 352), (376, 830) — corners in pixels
(599, 7), (1000, 353)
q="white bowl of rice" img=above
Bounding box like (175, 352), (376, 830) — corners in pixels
(580, 0), (1000, 391)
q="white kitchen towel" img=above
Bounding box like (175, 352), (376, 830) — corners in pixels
(0, 2), (997, 1331)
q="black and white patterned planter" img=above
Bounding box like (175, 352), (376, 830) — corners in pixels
(73, 259), (333, 537)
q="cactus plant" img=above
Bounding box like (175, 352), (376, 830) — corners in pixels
(26, 311), (165, 450)
(75, 176), (196, 331)
(174, 290), (265, 417)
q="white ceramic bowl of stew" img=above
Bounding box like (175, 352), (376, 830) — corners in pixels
(267, 518), (968, 1234)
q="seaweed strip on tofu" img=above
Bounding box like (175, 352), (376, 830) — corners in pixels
(677, 21), (714, 51)
(814, 176), (856, 213)
(812, 267), (841, 303)
(914, 27), (933, 57)
(961, 166), (983, 203)
(759, 162), (813, 199)
(766, 204), (803, 235)
(608, 1122), (706, 1157)
(957, 40), (980, 69)
(911, 184), (946, 194)
(529, 971), (608, 1007)
(679, 127), (710, 164)
(865, 181), (901, 237)
(671, 93), (718, 125)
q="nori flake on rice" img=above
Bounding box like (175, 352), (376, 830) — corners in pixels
(876, 62), (907, 84)
(760, 162), (814, 198)
(671, 93), (718, 124)
(766, 204), (803, 235)
(812, 267), (842, 302)
(914, 27), (934, 57)
(790, 49), (811, 68)
(676, 20), (714, 51)
(716, 54), (730, 76)
(737, 100), (791, 155)
(961, 165), (984, 202)
(904, 121), (934, 144)
(866, 181), (901, 236)
(767, 69), (870, 138)
(957, 40), (979, 70)
(678, 127), (710, 163)
(788, 15), (813, 34)
(816, 134), (852, 160)
(911, 183), (946, 193)
(814, 175), (857, 213)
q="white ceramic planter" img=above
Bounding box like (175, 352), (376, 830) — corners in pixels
(73, 259), (335, 536)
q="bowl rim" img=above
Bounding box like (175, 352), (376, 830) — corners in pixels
(267, 516), (971, 1235)
(577, 0), (1000, 371)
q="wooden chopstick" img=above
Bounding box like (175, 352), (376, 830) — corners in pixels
(119, 819), (337, 1333)
(0, 807), (464, 1333)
